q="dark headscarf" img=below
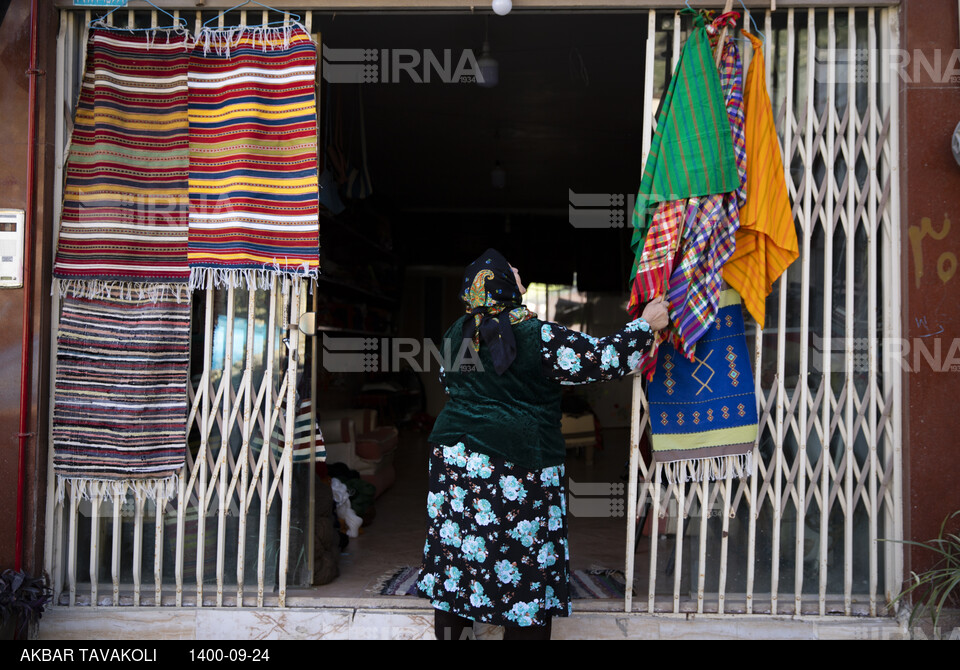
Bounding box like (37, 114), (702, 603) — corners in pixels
(460, 248), (536, 375)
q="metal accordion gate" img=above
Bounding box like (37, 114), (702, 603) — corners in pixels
(624, 5), (903, 618)
(45, 6), (317, 609)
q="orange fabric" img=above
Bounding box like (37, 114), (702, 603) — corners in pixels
(722, 31), (799, 326)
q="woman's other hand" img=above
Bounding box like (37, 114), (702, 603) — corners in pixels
(641, 297), (670, 331)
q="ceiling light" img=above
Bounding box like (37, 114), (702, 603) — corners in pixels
(492, 0), (512, 16)
(477, 41), (498, 87)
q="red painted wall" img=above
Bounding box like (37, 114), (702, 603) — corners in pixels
(0, 0), (56, 576)
(901, 0), (960, 573)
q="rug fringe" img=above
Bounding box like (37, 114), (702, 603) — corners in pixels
(53, 278), (189, 304)
(89, 22), (191, 51)
(369, 566), (414, 595)
(660, 452), (754, 484)
(55, 475), (179, 505)
(195, 22), (313, 57)
(189, 266), (318, 292)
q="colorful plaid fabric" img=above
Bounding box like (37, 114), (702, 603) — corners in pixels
(628, 200), (692, 314)
(664, 194), (739, 353)
(53, 286), (191, 502)
(722, 31), (800, 326)
(633, 195), (737, 380)
(53, 28), (191, 300)
(629, 14), (740, 279)
(724, 39), (747, 209)
(188, 25), (320, 290)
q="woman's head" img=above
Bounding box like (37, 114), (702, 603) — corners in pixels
(460, 248), (525, 310)
(459, 249), (535, 375)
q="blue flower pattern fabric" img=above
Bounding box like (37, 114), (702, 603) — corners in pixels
(417, 442), (570, 627)
(540, 318), (655, 385)
(439, 317), (654, 392)
(418, 317), (655, 627)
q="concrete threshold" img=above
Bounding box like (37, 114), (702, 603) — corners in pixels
(37, 599), (907, 640)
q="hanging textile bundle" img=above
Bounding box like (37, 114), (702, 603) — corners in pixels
(187, 23), (321, 290)
(52, 286), (191, 503)
(631, 11), (763, 483)
(661, 37), (746, 356)
(631, 37), (748, 379)
(52, 27), (192, 302)
(627, 12), (740, 317)
(721, 31), (800, 326)
(646, 288), (758, 483)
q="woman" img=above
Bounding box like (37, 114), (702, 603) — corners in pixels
(416, 249), (669, 640)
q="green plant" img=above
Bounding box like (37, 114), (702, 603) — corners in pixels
(0, 569), (52, 640)
(888, 510), (960, 632)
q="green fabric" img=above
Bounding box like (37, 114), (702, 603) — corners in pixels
(630, 15), (740, 276)
(429, 317), (565, 471)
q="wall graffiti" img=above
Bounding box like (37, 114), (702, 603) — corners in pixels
(909, 214), (958, 288)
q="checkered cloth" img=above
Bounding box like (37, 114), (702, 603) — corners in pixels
(629, 200), (691, 305)
(665, 194), (740, 356)
(725, 40), (747, 209)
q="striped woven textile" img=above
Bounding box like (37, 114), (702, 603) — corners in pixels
(188, 25), (320, 290)
(53, 287), (191, 502)
(251, 398), (325, 464)
(722, 31), (799, 326)
(53, 28), (191, 300)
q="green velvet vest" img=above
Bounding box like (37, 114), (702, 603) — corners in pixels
(428, 315), (565, 470)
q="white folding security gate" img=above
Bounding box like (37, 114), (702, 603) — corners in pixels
(625, 6), (903, 617)
(44, 4), (902, 617)
(46, 279), (312, 608)
(44, 7), (316, 608)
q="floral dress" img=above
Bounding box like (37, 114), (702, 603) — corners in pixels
(416, 317), (655, 627)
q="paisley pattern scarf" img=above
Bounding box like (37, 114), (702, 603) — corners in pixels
(460, 249), (536, 375)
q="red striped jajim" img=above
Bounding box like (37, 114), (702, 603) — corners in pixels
(187, 25), (321, 290)
(53, 28), (191, 299)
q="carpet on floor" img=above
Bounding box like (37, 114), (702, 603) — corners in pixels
(372, 566), (628, 599)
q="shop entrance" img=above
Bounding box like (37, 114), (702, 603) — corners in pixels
(45, 3), (903, 620)
(303, 9), (648, 608)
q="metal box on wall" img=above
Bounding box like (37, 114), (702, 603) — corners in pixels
(0, 209), (24, 288)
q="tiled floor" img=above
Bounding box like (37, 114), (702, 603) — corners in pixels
(301, 426), (639, 600)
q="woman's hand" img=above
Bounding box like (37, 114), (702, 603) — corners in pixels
(640, 296), (670, 331)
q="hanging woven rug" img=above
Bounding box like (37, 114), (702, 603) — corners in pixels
(187, 23), (320, 290)
(647, 288), (758, 483)
(53, 27), (192, 302)
(52, 286), (191, 502)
